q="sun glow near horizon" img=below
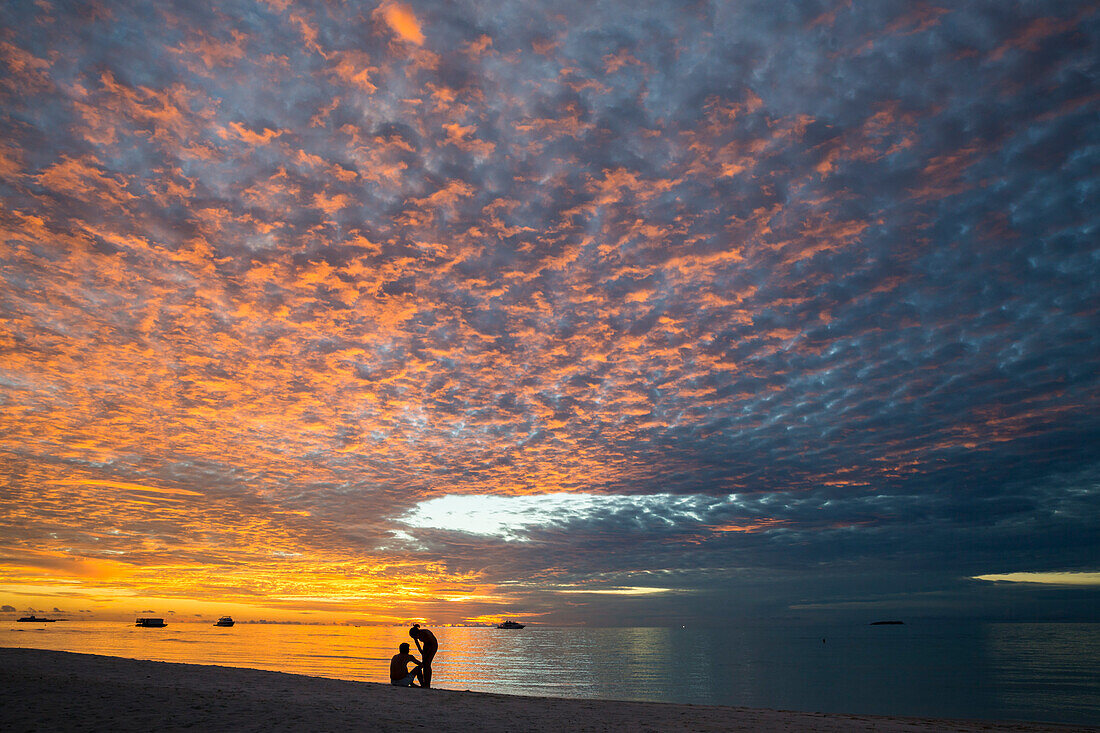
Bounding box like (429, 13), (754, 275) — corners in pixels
(972, 572), (1100, 586)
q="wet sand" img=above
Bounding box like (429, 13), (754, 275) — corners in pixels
(0, 647), (1089, 732)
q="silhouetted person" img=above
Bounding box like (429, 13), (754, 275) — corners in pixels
(390, 642), (423, 687)
(409, 624), (438, 688)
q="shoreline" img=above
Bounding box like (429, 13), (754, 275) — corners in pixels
(1, 647), (1092, 732)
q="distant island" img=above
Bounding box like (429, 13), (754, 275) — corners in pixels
(870, 620), (905, 625)
(17, 615), (59, 622)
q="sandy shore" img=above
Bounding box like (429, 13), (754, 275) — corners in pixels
(0, 647), (1090, 732)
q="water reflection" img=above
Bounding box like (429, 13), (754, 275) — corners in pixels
(982, 622), (1100, 725)
(2, 621), (1096, 725)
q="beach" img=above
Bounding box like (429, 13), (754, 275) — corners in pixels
(1, 647), (1090, 732)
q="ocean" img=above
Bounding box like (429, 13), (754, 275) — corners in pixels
(2, 620), (1097, 726)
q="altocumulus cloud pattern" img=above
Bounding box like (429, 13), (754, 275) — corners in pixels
(0, 0), (1098, 624)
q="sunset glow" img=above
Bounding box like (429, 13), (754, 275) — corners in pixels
(1, 1), (1097, 625)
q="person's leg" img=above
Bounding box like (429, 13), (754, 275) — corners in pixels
(413, 665), (425, 687)
(423, 653), (435, 687)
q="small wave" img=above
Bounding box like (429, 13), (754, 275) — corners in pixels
(298, 652), (377, 661)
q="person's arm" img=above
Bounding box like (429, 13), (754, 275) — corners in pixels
(413, 636), (424, 655)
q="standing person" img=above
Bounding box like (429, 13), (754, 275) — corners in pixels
(409, 624), (438, 688)
(389, 642), (423, 687)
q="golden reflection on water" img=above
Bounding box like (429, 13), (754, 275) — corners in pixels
(0, 622), (693, 699)
(0, 622), (413, 683)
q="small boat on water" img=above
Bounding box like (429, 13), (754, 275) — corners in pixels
(135, 618), (167, 627)
(496, 620), (525, 629)
(214, 616), (235, 627)
(17, 615), (57, 622)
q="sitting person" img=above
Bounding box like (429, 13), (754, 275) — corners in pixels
(389, 642), (423, 687)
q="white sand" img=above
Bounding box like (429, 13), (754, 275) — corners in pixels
(0, 647), (1089, 732)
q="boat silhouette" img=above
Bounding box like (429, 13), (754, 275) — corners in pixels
(135, 617), (167, 627)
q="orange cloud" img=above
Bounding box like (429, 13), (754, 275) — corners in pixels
(313, 190), (352, 214)
(379, 3), (425, 45)
(0, 41), (52, 93)
(441, 122), (495, 156)
(329, 51), (378, 93)
(173, 30), (247, 71)
(44, 479), (203, 497)
(0, 547), (135, 580)
(34, 155), (135, 206)
(227, 121), (285, 146)
(0, 143), (24, 179)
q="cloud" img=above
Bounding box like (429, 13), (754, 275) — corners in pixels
(378, 2), (425, 45)
(402, 492), (748, 541)
(973, 573), (1100, 586)
(554, 587), (674, 596)
(44, 480), (203, 497)
(0, 0), (1096, 623)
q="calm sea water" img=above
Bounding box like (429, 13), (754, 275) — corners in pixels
(2, 620), (1097, 726)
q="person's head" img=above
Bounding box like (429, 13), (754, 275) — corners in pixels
(399, 642), (410, 654)
(409, 624), (420, 639)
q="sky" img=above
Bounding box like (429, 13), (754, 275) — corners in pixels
(0, 0), (1098, 626)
